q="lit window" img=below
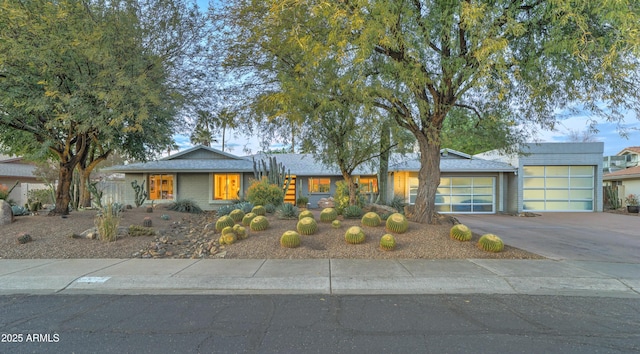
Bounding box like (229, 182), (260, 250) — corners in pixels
(359, 177), (378, 193)
(148, 174), (174, 200)
(214, 173), (240, 200)
(309, 178), (331, 193)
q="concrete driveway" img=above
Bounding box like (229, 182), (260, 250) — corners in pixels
(454, 213), (640, 263)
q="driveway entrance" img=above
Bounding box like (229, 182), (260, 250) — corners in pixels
(454, 213), (640, 263)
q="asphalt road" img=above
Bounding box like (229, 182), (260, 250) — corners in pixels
(1, 294), (639, 353)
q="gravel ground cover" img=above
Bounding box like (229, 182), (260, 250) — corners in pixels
(1, 205), (543, 260)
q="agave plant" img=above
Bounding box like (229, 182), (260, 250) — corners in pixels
(276, 203), (298, 219)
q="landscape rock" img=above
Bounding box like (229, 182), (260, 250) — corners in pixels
(365, 203), (398, 215)
(0, 200), (14, 225)
(317, 197), (335, 209)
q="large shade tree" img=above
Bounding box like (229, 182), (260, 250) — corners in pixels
(0, 0), (205, 214)
(214, 0), (413, 205)
(217, 0), (640, 224)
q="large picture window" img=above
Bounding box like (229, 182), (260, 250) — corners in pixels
(213, 173), (240, 200)
(359, 177), (378, 193)
(148, 174), (174, 200)
(309, 178), (331, 193)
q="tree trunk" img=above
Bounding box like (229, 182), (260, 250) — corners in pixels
(341, 172), (358, 206)
(78, 167), (92, 208)
(411, 133), (441, 225)
(51, 161), (75, 215)
(377, 123), (390, 204)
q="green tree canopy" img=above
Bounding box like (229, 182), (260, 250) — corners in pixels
(216, 0), (640, 224)
(0, 0), (205, 213)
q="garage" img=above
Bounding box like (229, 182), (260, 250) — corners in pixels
(409, 176), (496, 214)
(522, 165), (595, 211)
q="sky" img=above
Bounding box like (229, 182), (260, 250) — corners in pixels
(173, 113), (640, 158)
(188, 0), (638, 158)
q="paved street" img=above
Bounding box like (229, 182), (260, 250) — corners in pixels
(1, 294), (639, 353)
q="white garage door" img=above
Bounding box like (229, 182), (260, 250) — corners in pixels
(409, 176), (495, 213)
(523, 165), (594, 211)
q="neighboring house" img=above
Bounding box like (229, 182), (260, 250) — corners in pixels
(105, 142), (604, 214)
(0, 154), (46, 206)
(603, 146), (640, 205)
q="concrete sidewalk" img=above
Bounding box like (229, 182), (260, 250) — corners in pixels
(1, 258), (639, 297)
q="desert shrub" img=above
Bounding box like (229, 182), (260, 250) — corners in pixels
(246, 178), (284, 207)
(334, 180), (366, 214)
(342, 205), (363, 219)
(387, 194), (406, 213)
(296, 196), (309, 207)
(128, 225), (155, 236)
(168, 200), (203, 214)
(95, 203), (121, 242)
(276, 203), (298, 219)
(27, 188), (55, 206)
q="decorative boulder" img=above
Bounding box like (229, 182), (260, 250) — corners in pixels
(0, 200), (14, 225)
(317, 197), (335, 208)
